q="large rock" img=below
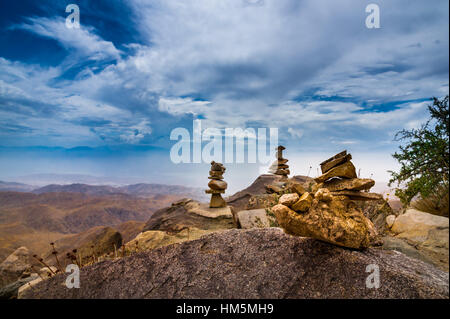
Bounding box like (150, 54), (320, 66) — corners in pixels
(324, 178), (375, 192)
(272, 196), (374, 249)
(0, 273), (39, 299)
(21, 228), (448, 299)
(387, 209), (449, 271)
(315, 161), (357, 183)
(0, 247), (31, 288)
(391, 209), (449, 236)
(278, 193), (299, 207)
(143, 200), (235, 233)
(124, 227), (216, 253)
(236, 209), (270, 229)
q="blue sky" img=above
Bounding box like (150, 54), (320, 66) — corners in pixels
(0, 0), (448, 192)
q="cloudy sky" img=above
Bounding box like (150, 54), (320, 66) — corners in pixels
(0, 0), (448, 192)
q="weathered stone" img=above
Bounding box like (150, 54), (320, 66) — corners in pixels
(0, 273), (38, 299)
(356, 198), (395, 235)
(291, 192), (313, 212)
(315, 161), (357, 183)
(209, 193), (227, 208)
(320, 150), (349, 173)
(391, 209), (449, 236)
(17, 277), (43, 299)
(143, 200), (235, 233)
(386, 215), (396, 228)
(289, 182), (306, 195)
(208, 179), (228, 191)
(315, 188), (333, 202)
(265, 184), (283, 194)
(323, 178), (375, 192)
(21, 228), (449, 299)
(272, 196), (374, 249)
(208, 171), (223, 179)
(330, 190), (382, 201)
(278, 193), (299, 207)
(237, 209), (270, 229)
(0, 247), (31, 288)
(211, 161), (225, 172)
(275, 169), (290, 176)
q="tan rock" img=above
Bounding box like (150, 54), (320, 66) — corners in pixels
(237, 209), (270, 229)
(289, 182), (306, 195)
(291, 192), (313, 212)
(315, 188), (333, 202)
(0, 247), (31, 288)
(265, 184), (283, 194)
(323, 178), (375, 192)
(279, 193), (299, 207)
(272, 196), (373, 249)
(391, 209), (449, 236)
(315, 161), (357, 183)
(210, 193), (227, 208)
(320, 151), (352, 174)
(275, 169), (290, 176)
(386, 215), (396, 228)
(208, 179), (228, 191)
(330, 190), (382, 201)
(208, 171), (224, 179)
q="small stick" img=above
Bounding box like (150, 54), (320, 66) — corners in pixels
(32, 254), (56, 275)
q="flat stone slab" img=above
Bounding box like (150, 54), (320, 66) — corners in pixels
(185, 202), (233, 219)
(330, 190), (383, 201)
(320, 151), (351, 173)
(237, 209), (270, 229)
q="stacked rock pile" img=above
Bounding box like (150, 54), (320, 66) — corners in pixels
(206, 161), (228, 208)
(271, 151), (382, 249)
(315, 150), (382, 201)
(268, 145), (290, 178)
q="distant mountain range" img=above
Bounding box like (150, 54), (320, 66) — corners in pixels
(0, 180), (207, 201)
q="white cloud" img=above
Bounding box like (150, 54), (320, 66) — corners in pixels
(14, 17), (121, 61)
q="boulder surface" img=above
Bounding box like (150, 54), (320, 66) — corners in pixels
(21, 228), (448, 299)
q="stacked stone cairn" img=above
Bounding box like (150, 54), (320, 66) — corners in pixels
(206, 161), (228, 208)
(271, 150), (382, 250)
(268, 145), (290, 178)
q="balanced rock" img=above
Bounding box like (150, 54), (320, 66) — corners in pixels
(323, 178), (375, 192)
(291, 192), (313, 212)
(315, 161), (357, 183)
(279, 193), (299, 207)
(320, 150), (352, 174)
(208, 179), (228, 191)
(272, 196), (375, 249)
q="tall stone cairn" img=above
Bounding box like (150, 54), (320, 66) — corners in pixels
(206, 161), (228, 208)
(268, 145), (290, 178)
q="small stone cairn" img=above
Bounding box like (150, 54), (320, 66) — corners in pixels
(268, 145), (290, 178)
(206, 161), (228, 208)
(271, 150), (382, 249)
